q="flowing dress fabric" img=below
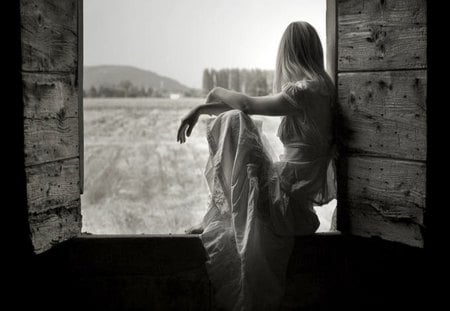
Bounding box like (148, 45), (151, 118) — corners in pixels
(199, 80), (337, 310)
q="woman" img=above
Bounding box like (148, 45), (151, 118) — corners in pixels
(177, 21), (337, 311)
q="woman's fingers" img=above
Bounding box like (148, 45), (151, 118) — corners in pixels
(186, 126), (193, 137)
(177, 122), (182, 142)
(177, 109), (198, 143)
(177, 122), (185, 143)
(186, 120), (196, 137)
(177, 122), (189, 143)
(178, 124), (184, 143)
(205, 87), (218, 103)
(181, 124), (187, 143)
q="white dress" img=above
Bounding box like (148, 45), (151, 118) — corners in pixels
(199, 80), (337, 310)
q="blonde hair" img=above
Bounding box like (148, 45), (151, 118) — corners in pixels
(273, 21), (334, 94)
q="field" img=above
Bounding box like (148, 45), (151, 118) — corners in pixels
(82, 97), (335, 234)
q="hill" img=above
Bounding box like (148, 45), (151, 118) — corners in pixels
(84, 65), (190, 92)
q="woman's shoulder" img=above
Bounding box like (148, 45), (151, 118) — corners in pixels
(281, 80), (333, 110)
(282, 79), (332, 97)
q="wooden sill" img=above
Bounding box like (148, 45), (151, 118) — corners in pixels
(32, 231), (346, 281)
(77, 230), (342, 239)
(62, 231), (344, 276)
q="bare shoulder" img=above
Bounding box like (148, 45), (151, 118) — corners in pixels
(285, 80), (331, 95)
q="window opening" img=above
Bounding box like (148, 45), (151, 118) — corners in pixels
(81, 0), (335, 234)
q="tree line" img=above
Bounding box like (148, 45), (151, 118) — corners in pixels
(84, 68), (275, 98)
(84, 80), (202, 98)
(85, 81), (155, 98)
(202, 68), (274, 96)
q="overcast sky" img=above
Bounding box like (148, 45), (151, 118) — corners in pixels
(84, 0), (326, 89)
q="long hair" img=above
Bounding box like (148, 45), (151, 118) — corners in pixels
(273, 21), (334, 94)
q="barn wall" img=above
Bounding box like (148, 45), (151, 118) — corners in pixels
(21, 0), (82, 253)
(336, 0), (427, 247)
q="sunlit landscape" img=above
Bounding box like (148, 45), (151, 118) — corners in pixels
(81, 97), (335, 234)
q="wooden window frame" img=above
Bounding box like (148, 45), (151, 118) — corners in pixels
(78, 0), (84, 194)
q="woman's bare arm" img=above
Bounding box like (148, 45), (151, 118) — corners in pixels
(196, 87), (246, 116)
(245, 93), (301, 116)
(177, 87), (300, 143)
(197, 87), (300, 117)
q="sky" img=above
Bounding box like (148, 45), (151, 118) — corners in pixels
(84, 0), (326, 89)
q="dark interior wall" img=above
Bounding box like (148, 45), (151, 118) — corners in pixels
(4, 0), (35, 307)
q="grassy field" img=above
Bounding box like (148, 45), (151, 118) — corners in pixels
(82, 97), (335, 234)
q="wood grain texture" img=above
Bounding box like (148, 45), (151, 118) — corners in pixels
(77, 0), (84, 194)
(23, 73), (79, 165)
(326, 0), (337, 82)
(26, 158), (80, 214)
(23, 73), (78, 118)
(21, 0), (78, 72)
(341, 156), (425, 247)
(24, 117), (79, 166)
(29, 199), (81, 254)
(337, 70), (426, 161)
(338, 0), (426, 71)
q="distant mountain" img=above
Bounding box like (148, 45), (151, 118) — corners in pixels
(84, 65), (190, 92)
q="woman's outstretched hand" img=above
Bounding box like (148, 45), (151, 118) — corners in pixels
(177, 107), (199, 144)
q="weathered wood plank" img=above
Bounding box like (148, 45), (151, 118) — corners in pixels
(337, 70), (426, 161)
(338, 0), (427, 71)
(342, 156), (425, 247)
(23, 73), (78, 118)
(24, 117), (79, 166)
(23, 72), (79, 165)
(29, 199), (81, 254)
(346, 205), (423, 248)
(77, 0), (84, 194)
(21, 0), (78, 72)
(26, 158), (80, 213)
(326, 0), (337, 82)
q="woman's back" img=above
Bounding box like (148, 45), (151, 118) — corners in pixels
(277, 79), (334, 148)
(265, 79), (337, 237)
